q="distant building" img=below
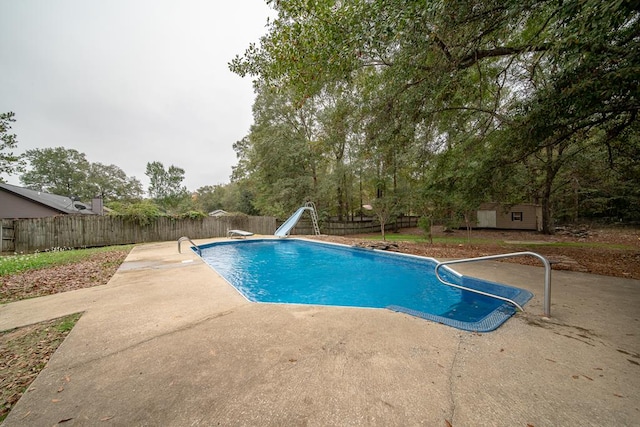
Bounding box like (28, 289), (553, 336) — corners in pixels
(0, 183), (103, 219)
(208, 209), (228, 217)
(476, 203), (542, 231)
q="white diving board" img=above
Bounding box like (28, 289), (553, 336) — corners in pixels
(227, 229), (254, 238)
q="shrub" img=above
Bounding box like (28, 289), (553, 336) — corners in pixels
(108, 200), (163, 226)
(173, 210), (207, 220)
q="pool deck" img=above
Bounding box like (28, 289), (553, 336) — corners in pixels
(1, 237), (639, 426)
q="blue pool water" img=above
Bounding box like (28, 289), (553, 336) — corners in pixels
(198, 239), (532, 332)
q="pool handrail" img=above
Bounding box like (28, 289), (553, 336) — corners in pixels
(435, 265), (525, 313)
(178, 236), (201, 256)
(434, 251), (551, 317)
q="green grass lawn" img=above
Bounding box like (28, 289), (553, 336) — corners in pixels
(0, 245), (133, 276)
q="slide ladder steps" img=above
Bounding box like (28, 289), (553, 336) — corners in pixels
(305, 201), (321, 235)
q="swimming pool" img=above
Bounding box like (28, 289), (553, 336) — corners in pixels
(198, 239), (532, 332)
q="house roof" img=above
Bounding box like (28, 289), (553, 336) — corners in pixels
(0, 183), (96, 215)
(208, 209), (228, 217)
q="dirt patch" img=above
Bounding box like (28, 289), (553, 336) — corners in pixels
(311, 227), (640, 279)
(0, 249), (130, 304)
(0, 314), (81, 422)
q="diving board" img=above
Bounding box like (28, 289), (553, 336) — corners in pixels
(227, 229), (254, 239)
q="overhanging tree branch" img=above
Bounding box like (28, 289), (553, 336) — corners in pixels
(458, 45), (551, 69)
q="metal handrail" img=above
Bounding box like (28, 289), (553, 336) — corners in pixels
(435, 269), (525, 313)
(434, 251), (551, 317)
(178, 236), (201, 256)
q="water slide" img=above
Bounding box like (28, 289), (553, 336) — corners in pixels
(274, 207), (311, 237)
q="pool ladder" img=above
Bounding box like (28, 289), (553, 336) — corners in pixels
(178, 236), (201, 256)
(434, 251), (551, 318)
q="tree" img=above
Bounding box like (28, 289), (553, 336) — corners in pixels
(0, 112), (25, 181)
(502, 1), (639, 231)
(231, 85), (322, 217)
(194, 185), (226, 213)
(231, 0), (640, 232)
(370, 195), (398, 241)
(194, 182), (259, 215)
(21, 147), (91, 198)
(316, 88), (361, 220)
(145, 161), (189, 211)
(232, 0), (546, 222)
(20, 147), (143, 202)
(87, 162), (144, 202)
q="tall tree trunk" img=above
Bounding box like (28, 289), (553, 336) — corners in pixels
(541, 195), (553, 234)
(463, 212), (471, 243)
(380, 217), (386, 241)
(359, 173), (363, 220)
(336, 185), (344, 221)
(312, 164), (317, 193)
(541, 146), (556, 234)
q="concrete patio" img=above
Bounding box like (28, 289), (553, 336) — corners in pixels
(1, 238), (638, 426)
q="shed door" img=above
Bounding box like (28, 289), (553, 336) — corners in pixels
(477, 210), (497, 228)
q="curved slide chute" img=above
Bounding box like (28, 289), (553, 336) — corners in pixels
(274, 207), (311, 237)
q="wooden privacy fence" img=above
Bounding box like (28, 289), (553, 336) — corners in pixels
(2, 214), (420, 253)
(4, 215), (277, 253)
(1, 219), (15, 253)
(284, 216), (419, 236)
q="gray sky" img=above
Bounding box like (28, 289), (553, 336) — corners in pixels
(0, 0), (272, 192)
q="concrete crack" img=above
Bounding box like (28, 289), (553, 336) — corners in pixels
(447, 332), (464, 425)
(63, 309), (236, 370)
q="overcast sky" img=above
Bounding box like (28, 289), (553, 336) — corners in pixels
(0, 0), (273, 193)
